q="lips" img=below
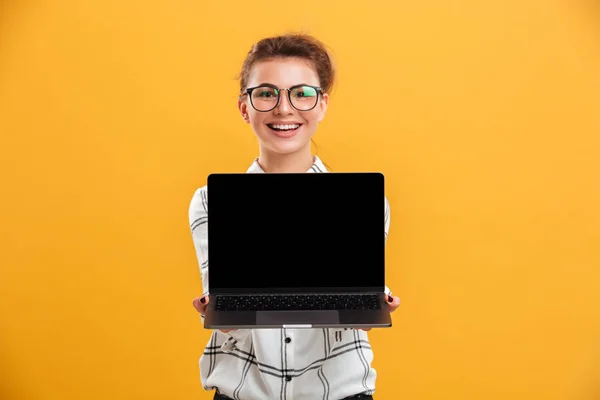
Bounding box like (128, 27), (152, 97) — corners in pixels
(267, 123), (302, 131)
(266, 123), (303, 138)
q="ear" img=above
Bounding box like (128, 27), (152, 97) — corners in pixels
(238, 97), (250, 123)
(317, 92), (329, 122)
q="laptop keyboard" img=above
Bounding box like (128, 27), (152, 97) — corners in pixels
(214, 294), (381, 311)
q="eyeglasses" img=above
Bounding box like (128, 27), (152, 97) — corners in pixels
(242, 84), (323, 112)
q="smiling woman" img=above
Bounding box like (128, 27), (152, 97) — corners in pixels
(188, 33), (401, 400)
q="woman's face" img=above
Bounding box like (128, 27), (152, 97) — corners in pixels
(238, 58), (329, 156)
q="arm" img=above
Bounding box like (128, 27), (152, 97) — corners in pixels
(189, 186), (252, 344)
(384, 196), (400, 309)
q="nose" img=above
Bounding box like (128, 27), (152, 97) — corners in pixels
(274, 90), (293, 114)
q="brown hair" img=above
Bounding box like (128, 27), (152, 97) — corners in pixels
(238, 33), (335, 94)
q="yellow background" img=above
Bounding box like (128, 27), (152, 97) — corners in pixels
(1, 0), (599, 399)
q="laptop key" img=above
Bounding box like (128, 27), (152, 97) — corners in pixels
(215, 294), (381, 312)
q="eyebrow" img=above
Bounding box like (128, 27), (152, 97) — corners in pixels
(255, 82), (315, 88)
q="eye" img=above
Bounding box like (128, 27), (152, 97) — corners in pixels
(253, 86), (278, 99)
(292, 86), (318, 98)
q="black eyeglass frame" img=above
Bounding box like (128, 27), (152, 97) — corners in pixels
(241, 83), (323, 112)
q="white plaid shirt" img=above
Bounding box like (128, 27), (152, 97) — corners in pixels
(189, 156), (393, 400)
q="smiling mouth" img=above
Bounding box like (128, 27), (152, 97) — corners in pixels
(267, 123), (302, 132)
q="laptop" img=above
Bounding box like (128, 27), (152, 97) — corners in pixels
(202, 172), (392, 329)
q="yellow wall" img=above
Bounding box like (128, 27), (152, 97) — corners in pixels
(1, 1), (599, 399)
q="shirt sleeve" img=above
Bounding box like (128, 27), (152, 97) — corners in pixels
(189, 186), (252, 343)
(384, 196), (393, 297)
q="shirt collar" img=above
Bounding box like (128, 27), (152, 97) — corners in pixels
(246, 155), (328, 173)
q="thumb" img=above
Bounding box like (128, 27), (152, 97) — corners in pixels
(386, 295), (401, 311)
(192, 295), (209, 312)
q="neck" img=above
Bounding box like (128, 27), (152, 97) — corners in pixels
(257, 145), (314, 173)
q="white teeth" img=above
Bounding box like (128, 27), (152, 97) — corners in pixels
(271, 124), (300, 130)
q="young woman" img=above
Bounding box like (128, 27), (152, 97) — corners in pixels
(189, 33), (401, 400)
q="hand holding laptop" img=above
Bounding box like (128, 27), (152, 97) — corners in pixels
(192, 296), (235, 333)
(360, 295), (401, 331)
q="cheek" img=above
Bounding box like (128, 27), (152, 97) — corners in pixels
(247, 110), (261, 123)
(304, 110), (322, 124)
(250, 114), (267, 131)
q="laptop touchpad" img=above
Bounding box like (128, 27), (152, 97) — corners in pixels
(257, 310), (339, 325)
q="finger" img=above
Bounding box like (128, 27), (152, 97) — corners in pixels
(192, 295), (209, 313)
(386, 295), (401, 312)
(361, 328), (372, 331)
(192, 298), (201, 312)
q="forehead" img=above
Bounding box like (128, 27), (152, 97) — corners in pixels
(247, 58), (320, 88)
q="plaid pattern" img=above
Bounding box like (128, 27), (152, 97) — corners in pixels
(189, 156), (393, 400)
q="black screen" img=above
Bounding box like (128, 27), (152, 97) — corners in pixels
(207, 172), (385, 293)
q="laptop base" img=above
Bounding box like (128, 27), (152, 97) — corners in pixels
(203, 292), (392, 330)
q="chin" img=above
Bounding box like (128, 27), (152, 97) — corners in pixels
(258, 133), (312, 155)
(267, 142), (309, 155)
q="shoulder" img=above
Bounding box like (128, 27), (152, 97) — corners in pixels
(384, 195), (391, 231)
(385, 196), (390, 215)
(189, 185), (208, 226)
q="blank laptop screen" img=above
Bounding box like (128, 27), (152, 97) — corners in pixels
(206, 172), (385, 293)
